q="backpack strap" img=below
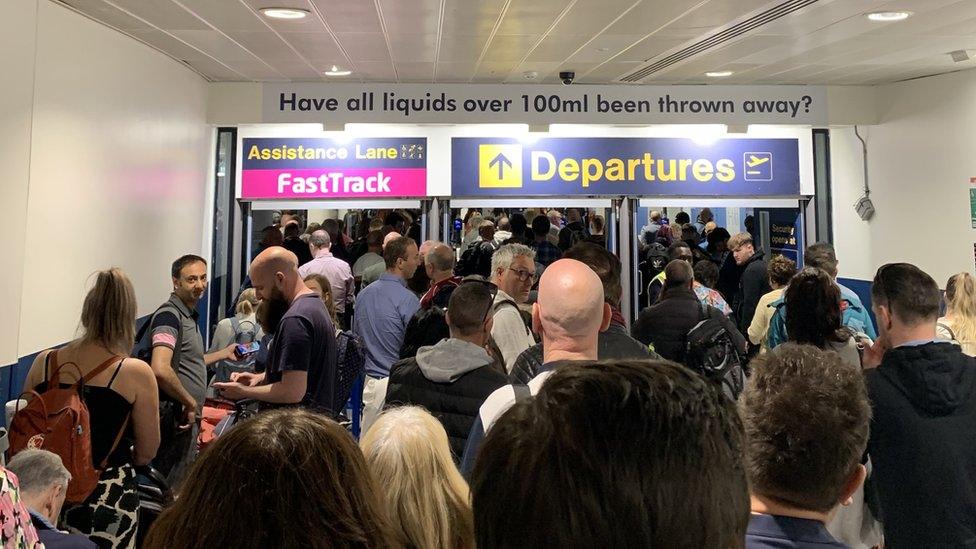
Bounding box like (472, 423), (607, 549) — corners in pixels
(512, 383), (532, 403)
(938, 322), (957, 341)
(99, 408), (131, 471)
(230, 316), (239, 334)
(79, 355), (125, 386)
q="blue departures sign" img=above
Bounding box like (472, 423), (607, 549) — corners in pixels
(451, 137), (800, 197)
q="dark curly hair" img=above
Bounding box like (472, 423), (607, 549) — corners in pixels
(741, 343), (871, 512)
(785, 267), (848, 347)
(472, 359), (748, 548)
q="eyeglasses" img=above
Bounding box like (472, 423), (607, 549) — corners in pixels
(508, 267), (537, 283)
(459, 276), (499, 324)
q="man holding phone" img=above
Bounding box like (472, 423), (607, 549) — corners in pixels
(147, 254), (239, 487)
(214, 247), (339, 415)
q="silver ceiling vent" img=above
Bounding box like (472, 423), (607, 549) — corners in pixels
(620, 0), (821, 82)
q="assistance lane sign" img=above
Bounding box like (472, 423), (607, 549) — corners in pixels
(451, 137), (800, 197)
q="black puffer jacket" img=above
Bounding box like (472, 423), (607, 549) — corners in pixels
(731, 249), (770, 334)
(385, 338), (507, 461)
(867, 342), (976, 548)
(510, 323), (657, 385)
(631, 287), (745, 364)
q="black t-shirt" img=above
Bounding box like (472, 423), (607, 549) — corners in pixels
(264, 293), (338, 413)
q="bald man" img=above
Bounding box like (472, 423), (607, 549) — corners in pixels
(421, 243), (461, 309)
(460, 259), (611, 474)
(214, 247), (340, 414)
(360, 231), (402, 288)
(299, 230), (354, 325)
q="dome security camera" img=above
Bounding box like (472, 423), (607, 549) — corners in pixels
(559, 71), (576, 85)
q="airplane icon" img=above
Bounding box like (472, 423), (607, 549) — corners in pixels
(743, 152), (772, 181)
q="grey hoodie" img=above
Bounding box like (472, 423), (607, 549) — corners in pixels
(415, 338), (492, 383)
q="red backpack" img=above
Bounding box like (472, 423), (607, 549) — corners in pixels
(8, 350), (130, 504)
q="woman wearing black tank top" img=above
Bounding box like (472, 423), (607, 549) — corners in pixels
(22, 269), (160, 549)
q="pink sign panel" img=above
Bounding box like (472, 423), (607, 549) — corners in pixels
(240, 137), (427, 200)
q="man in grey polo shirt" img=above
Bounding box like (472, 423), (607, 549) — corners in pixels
(148, 254), (237, 486)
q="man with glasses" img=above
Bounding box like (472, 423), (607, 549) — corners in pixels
(861, 263), (976, 548)
(489, 244), (538, 373)
(381, 277), (508, 461)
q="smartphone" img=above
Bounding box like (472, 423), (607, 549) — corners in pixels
(235, 341), (260, 358)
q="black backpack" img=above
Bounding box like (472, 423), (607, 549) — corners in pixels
(457, 242), (494, 277)
(685, 303), (745, 400)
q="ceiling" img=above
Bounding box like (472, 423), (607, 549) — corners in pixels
(57, 0), (976, 85)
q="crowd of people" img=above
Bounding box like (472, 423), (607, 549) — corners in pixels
(2, 207), (975, 548)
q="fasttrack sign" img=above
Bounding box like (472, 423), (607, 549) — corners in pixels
(262, 83), (827, 125)
(238, 137), (427, 200)
(451, 137), (801, 197)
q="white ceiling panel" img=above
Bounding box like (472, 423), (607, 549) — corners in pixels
(175, 0), (269, 32)
(482, 34), (540, 63)
(601, 0), (709, 37)
(495, 0), (575, 37)
(168, 29), (268, 64)
(388, 34), (438, 62)
(335, 33), (393, 62)
(563, 34), (646, 63)
(355, 60), (398, 80)
(435, 62), (478, 81)
(548, 0), (644, 36)
(107, 0), (211, 31)
(59, 0), (154, 31)
(57, 0), (976, 83)
(310, 0), (384, 34)
(577, 61), (642, 82)
(612, 37), (688, 63)
(280, 32), (344, 63)
(396, 62), (436, 82)
(440, 0), (508, 36)
(437, 34), (490, 63)
(377, 0), (444, 35)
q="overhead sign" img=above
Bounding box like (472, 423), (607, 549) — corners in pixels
(451, 137), (800, 197)
(239, 137), (427, 200)
(262, 83), (827, 125)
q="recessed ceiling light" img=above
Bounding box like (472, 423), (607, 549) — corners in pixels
(259, 7), (309, 19)
(705, 70), (733, 78)
(325, 65), (352, 76)
(867, 11), (912, 22)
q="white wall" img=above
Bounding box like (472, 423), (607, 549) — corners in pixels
(0, 1), (39, 366)
(831, 68), (976, 285)
(7, 0), (210, 358)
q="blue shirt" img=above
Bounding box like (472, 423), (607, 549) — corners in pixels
(353, 273), (420, 378)
(746, 514), (847, 549)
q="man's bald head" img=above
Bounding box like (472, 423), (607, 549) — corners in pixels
(534, 259), (609, 356)
(309, 230), (331, 251)
(419, 240), (437, 260)
(382, 231), (402, 250)
(426, 243), (456, 274)
(250, 246), (302, 301)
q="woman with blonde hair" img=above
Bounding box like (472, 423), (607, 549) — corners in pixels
(20, 268), (160, 547)
(208, 288), (264, 352)
(361, 407), (474, 549)
(938, 272), (976, 356)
